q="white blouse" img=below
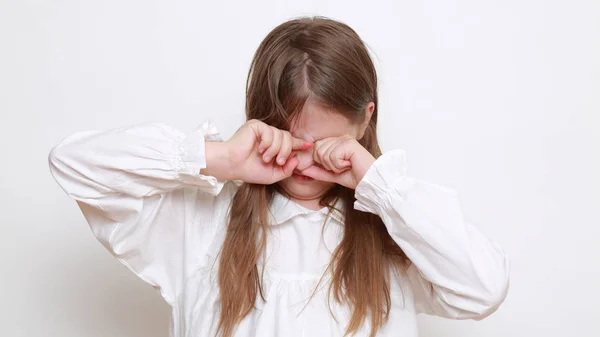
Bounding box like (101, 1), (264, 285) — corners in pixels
(48, 120), (510, 337)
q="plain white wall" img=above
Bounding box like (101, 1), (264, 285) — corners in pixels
(1, 0), (598, 336)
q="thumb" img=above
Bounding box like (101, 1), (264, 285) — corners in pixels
(300, 165), (338, 183)
(272, 156), (299, 181)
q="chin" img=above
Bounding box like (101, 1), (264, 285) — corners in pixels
(277, 177), (333, 201)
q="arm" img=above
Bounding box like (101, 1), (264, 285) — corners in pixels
(203, 141), (233, 180)
(353, 149), (510, 319)
(48, 120), (237, 304)
(49, 120), (228, 200)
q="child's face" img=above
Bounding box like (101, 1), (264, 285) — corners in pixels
(276, 99), (365, 203)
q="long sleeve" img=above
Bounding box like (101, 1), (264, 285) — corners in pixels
(353, 149), (510, 319)
(48, 120), (237, 305)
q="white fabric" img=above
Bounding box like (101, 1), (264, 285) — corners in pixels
(48, 120), (510, 337)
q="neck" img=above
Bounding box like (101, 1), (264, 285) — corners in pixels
(290, 196), (323, 211)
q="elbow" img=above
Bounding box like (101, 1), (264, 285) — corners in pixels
(471, 255), (511, 320)
(48, 143), (70, 194)
(474, 273), (510, 320)
(441, 274), (509, 321)
(48, 137), (81, 196)
(48, 130), (75, 162)
(48, 130), (92, 169)
(48, 142), (61, 164)
(48, 140), (71, 178)
(441, 254), (511, 320)
(48, 132), (85, 177)
(439, 275), (510, 321)
(48, 143), (64, 175)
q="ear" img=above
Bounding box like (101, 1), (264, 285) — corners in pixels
(357, 102), (375, 140)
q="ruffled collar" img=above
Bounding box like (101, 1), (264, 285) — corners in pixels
(269, 191), (346, 225)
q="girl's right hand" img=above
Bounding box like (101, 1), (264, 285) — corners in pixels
(204, 119), (313, 184)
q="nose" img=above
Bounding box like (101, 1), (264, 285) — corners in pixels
(292, 147), (314, 172)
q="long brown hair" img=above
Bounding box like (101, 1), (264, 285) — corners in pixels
(217, 16), (408, 337)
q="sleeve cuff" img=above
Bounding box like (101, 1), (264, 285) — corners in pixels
(175, 119), (227, 195)
(353, 149), (417, 215)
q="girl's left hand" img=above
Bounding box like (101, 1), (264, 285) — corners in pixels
(299, 136), (376, 190)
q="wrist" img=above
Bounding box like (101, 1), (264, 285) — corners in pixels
(352, 147), (376, 183)
(202, 141), (235, 181)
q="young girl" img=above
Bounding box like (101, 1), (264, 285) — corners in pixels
(49, 16), (509, 337)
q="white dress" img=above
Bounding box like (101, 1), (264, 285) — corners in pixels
(48, 120), (510, 337)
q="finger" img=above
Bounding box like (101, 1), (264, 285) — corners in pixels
(272, 156), (299, 182)
(263, 128), (282, 163)
(322, 137), (354, 173)
(300, 165), (338, 183)
(313, 139), (338, 172)
(312, 140), (324, 165)
(292, 137), (313, 151)
(340, 160), (352, 167)
(328, 139), (351, 173)
(257, 126), (273, 154)
(323, 143), (341, 173)
(331, 147), (353, 172)
(330, 158), (352, 173)
(277, 131), (292, 165)
(281, 156), (299, 177)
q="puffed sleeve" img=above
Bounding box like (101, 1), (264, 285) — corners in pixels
(48, 120), (238, 305)
(354, 149), (510, 319)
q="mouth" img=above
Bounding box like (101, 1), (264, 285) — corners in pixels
(291, 171), (314, 182)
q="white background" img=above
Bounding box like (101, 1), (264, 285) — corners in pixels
(1, 0), (599, 336)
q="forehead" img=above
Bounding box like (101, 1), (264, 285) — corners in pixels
(290, 100), (356, 139)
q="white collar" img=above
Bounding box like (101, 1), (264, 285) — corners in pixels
(269, 191), (346, 225)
